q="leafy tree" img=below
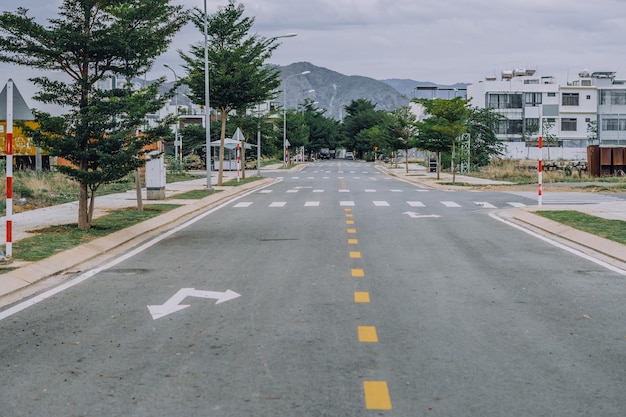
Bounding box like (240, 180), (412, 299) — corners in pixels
(0, 1), (186, 230)
(542, 118), (559, 160)
(181, 1), (281, 185)
(342, 99), (385, 158)
(300, 99), (343, 155)
(385, 107), (418, 172)
(413, 97), (470, 182)
(466, 107), (505, 167)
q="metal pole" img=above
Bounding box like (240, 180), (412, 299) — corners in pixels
(257, 105), (261, 177)
(204, 0), (211, 189)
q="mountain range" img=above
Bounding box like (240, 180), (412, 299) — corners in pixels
(278, 62), (469, 119)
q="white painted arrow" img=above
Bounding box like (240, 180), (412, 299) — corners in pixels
(403, 211), (441, 219)
(148, 288), (241, 320)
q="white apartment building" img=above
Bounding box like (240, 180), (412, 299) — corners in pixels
(467, 68), (626, 160)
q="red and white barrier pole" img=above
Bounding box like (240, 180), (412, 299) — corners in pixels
(236, 142), (241, 182)
(538, 135), (543, 207)
(6, 80), (14, 258)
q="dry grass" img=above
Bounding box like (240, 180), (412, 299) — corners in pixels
(475, 159), (590, 183)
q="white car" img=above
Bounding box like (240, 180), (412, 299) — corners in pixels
(345, 152), (354, 160)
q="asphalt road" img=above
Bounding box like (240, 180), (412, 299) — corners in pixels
(1, 161), (624, 416)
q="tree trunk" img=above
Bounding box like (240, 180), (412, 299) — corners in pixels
(78, 182), (90, 230)
(405, 143), (409, 174)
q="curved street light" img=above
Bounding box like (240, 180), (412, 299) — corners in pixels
(283, 70), (311, 168)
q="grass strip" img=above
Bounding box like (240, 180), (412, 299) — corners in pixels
(8, 204), (180, 263)
(170, 189), (222, 200)
(536, 210), (626, 245)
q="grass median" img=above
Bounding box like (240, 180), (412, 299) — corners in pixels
(536, 210), (626, 245)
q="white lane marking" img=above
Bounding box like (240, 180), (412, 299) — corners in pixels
(286, 189), (299, 193)
(340, 201), (355, 207)
(269, 202), (287, 207)
(508, 202), (526, 208)
(305, 201), (320, 207)
(365, 189), (377, 193)
(407, 201), (425, 207)
(490, 212), (626, 276)
(475, 201), (497, 209)
(233, 202), (253, 208)
(259, 189), (273, 194)
(313, 189), (325, 193)
(442, 201), (461, 208)
(373, 201), (390, 207)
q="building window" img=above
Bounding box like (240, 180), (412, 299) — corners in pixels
(600, 90), (626, 105)
(524, 118), (539, 133)
(547, 92), (556, 97)
(586, 95), (591, 100)
(601, 116), (626, 131)
(562, 93), (579, 106)
(561, 118), (577, 131)
(525, 92), (542, 106)
(487, 93), (522, 109)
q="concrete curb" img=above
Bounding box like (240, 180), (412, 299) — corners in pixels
(0, 178), (277, 299)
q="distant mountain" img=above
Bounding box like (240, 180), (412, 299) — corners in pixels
(279, 62), (410, 120)
(278, 62), (470, 119)
(381, 78), (470, 99)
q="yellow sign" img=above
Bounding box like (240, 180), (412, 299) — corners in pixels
(0, 121), (47, 156)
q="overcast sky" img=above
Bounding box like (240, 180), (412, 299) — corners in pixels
(3, 0), (626, 109)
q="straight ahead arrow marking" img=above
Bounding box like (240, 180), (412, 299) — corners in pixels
(403, 211), (441, 219)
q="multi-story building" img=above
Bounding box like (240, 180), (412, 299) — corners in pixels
(468, 68), (626, 160)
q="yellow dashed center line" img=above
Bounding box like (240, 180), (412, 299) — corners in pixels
(347, 228), (357, 234)
(354, 292), (370, 303)
(348, 239), (358, 245)
(351, 268), (365, 277)
(358, 326), (378, 342)
(363, 381), (392, 410)
(346, 220), (355, 225)
(349, 251), (361, 259)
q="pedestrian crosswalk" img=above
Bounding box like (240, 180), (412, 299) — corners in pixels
(232, 199), (530, 209)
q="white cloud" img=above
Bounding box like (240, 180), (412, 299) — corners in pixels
(4, 0), (626, 108)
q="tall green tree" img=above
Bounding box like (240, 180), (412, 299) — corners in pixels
(413, 97), (470, 182)
(181, 1), (281, 185)
(0, 0), (186, 230)
(466, 107), (505, 167)
(385, 107), (418, 172)
(342, 99), (385, 158)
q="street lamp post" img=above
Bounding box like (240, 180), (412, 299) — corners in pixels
(283, 70), (311, 168)
(203, 0), (211, 189)
(163, 64), (181, 164)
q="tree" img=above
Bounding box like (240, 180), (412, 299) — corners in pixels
(342, 99), (385, 158)
(466, 107), (505, 167)
(413, 97), (470, 182)
(385, 107), (418, 172)
(181, 1), (281, 185)
(0, 1), (187, 230)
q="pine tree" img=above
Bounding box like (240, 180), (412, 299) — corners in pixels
(0, 1), (187, 229)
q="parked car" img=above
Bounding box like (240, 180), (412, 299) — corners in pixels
(345, 152), (354, 160)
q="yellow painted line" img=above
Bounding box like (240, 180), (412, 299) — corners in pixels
(363, 381), (392, 410)
(346, 220), (355, 225)
(344, 208), (352, 212)
(349, 251), (361, 259)
(354, 292), (370, 303)
(347, 228), (357, 234)
(340, 179), (347, 190)
(358, 326), (378, 342)
(351, 268), (365, 277)
(346, 213), (353, 218)
(348, 239), (359, 245)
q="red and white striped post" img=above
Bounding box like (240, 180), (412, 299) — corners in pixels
(236, 142), (241, 182)
(538, 135), (543, 207)
(5, 80), (14, 258)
